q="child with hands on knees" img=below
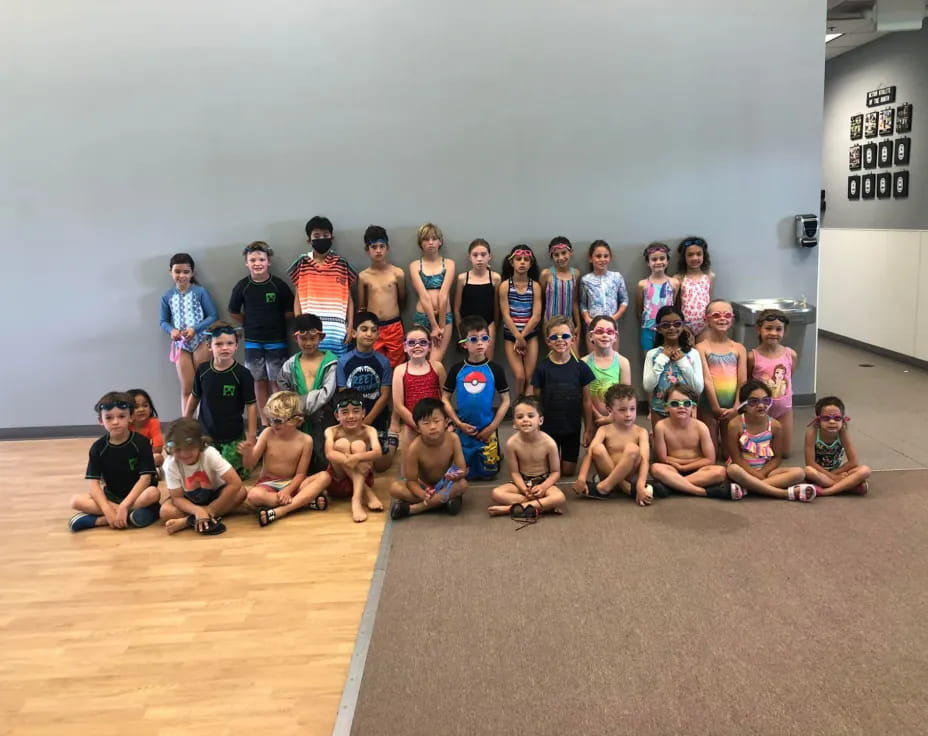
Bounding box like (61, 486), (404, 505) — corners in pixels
(803, 395), (872, 496)
(322, 389), (385, 523)
(650, 384), (743, 500)
(643, 305), (704, 428)
(539, 236), (581, 333)
(454, 238), (501, 359)
(69, 392), (161, 532)
(529, 317), (595, 476)
(582, 315), (632, 427)
(239, 391), (329, 527)
(696, 300), (747, 454)
(160, 253), (219, 414)
(580, 240), (629, 350)
(128, 388), (164, 467)
(488, 396), (565, 522)
(409, 223), (456, 362)
(636, 242), (678, 352)
(159, 418), (246, 535)
(389, 399), (468, 520)
(674, 236), (714, 340)
(391, 325), (447, 456)
(574, 384), (654, 506)
(725, 380), (815, 502)
(443, 316), (511, 481)
(748, 309), (798, 457)
(499, 244), (542, 396)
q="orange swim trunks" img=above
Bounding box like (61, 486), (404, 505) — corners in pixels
(374, 317), (406, 368)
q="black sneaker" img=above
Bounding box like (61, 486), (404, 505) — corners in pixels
(390, 500), (410, 520)
(445, 496), (463, 515)
(651, 480), (671, 498)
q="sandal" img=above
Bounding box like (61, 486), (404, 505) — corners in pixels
(308, 494), (329, 511)
(510, 503), (540, 530)
(576, 479), (610, 499)
(189, 515), (226, 534)
(787, 483), (817, 503)
(257, 508), (277, 527)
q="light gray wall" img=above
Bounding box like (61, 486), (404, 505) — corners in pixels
(2, 1), (824, 429)
(822, 25), (928, 229)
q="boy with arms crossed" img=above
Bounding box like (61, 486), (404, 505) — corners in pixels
(240, 391), (330, 526)
(229, 241), (294, 422)
(574, 384), (654, 506)
(322, 389), (385, 523)
(489, 396), (565, 521)
(69, 392), (160, 532)
(185, 322), (257, 478)
(357, 226), (407, 367)
(389, 398), (468, 520)
(650, 384), (744, 500)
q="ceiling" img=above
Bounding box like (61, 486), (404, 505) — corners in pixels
(826, 0), (926, 59)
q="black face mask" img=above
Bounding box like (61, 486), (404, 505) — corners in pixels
(312, 237), (333, 254)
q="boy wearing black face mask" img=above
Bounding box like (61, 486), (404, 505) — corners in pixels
(289, 215), (357, 356)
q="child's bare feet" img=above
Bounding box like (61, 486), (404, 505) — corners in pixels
(365, 488), (384, 512)
(488, 504), (513, 516)
(165, 517), (191, 534)
(352, 501), (368, 523)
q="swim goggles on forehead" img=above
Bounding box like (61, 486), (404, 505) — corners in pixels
(205, 326), (240, 337)
(508, 248), (533, 261)
(645, 244), (669, 256)
(548, 243), (572, 253)
(95, 400), (132, 412)
(335, 398), (364, 409)
(680, 237), (706, 249)
(758, 313), (790, 326)
(165, 435), (200, 448)
(294, 328), (324, 337)
(242, 243), (273, 256)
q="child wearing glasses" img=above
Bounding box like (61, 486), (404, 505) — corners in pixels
(454, 238), (501, 359)
(321, 389), (385, 523)
(580, 240), (629, 351)
(409, 223), (456, 362)
(185, 321), (258, 478)
(228, 241), (295, 423)
(358, 226), (408, 368)
(499, 244), (542, 396)
(529, 317), (594, 475)
(160, 253), (219, 413)
(636, 242), (678, 352)
(277, 314), (339, 473)
(443, 316), (511, 481)
(748, 309), (798, 456)
(582, 315), (632, 427)
(650, 384), (742, 500)
(803, 396), (871, 496)
(69, 392), (161, 532)
(696, 300), (747, 454)
(539, 236), (581, 333)
(239, 391), (329, 526)
(725, 381), (814, 502)
(674, 236), (714, 340)
(391, 325), (447, 455)
(642, 305), (704, 428)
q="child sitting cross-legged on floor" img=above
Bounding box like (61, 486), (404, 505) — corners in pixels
(239, 390), (330, 527)
(160, 418), (246, 535)
(803, 395), (871, 496)
(389, 398), (468, 520)
(322, 388), (385, 523)
(573, 383), (654, 506)
(650, 383), (744, 500)
(488, 395), (565, 522)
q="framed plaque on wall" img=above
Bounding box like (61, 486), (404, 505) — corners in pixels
(878, 140), (893, 168)
(850, 114), (863, 140)
(862, 143), (877, 169)
(861, 174), (875, 199)
(878, 107), (895, 136)
(848, 175), (861, 200)
(864, 111), (878, 138)
(849, 144), (862, 170)
(876, 172), (892, 198)
(894, 137), (911, 166)
(896, 103), (912, 133)
(893, 171), (909, 198)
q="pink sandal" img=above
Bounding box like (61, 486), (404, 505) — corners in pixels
(787, 483), (817, 502)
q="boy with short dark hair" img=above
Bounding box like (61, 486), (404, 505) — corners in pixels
(69, 392), (161, 532)
(321, 389), (385, 523)
(530, 316), (595, 476)
(389, 398), (468, 519)
(574, 384), (654, 506)
(442, 316), (510, 481)
(228, 240), (294, 422)
(185, 321), (258, 478)
(358, 226), (407, 368)
(290, 215), (356, 356)
(277, 313), (339, 473)
(650, 383), (742, 499)
(336, 310), (396, 472)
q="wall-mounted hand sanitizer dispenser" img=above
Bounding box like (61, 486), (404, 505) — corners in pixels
(794, 214), (818, 248)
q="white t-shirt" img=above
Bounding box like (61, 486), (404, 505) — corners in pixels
(164, 446), (233, 492)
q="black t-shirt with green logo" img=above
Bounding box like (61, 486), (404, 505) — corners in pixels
(228, 276), (294, 343)
(85, 432), (156, 501)
(192, 360), (256, 442)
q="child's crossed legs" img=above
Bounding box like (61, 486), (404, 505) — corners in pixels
(247, 472), (330, 526)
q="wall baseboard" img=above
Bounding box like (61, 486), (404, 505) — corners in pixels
(819, 330), (928, 371)
(0, 425), (100, 441)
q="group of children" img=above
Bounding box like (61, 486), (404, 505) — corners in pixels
(69, 218), (872, 534)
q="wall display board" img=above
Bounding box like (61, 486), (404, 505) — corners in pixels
(893, 171), (909, 198)
(876, 172), (892, 198)
(878, 107), (895, 136)
(864, 111), (878, 137)
(850, 114), (863, 139)
(861, 174), (875, 199)
(896, 103), (912, 133)
(849, 144), (862, 170)
(894, 137), (911, 165)
(878, 140), (893, 167)
(848, 175), (861, 199)
(862, 142), (877, 169)
(866, 85), (896, 107)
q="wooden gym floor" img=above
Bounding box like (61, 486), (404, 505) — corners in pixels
(0, 438), (388, 736)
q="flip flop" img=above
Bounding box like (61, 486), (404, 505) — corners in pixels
(258, 508), (277, 527)
(576, 480), (609, 499)
(308, 495), (329, 511)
